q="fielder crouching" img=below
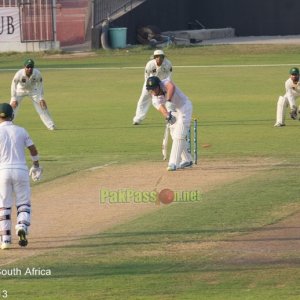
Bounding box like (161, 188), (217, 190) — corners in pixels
(146, 76), (193, 171)
(10, 58), (56, 131)
(274, 67), (300, 127)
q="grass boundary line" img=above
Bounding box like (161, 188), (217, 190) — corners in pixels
(1, 63), (300, 72)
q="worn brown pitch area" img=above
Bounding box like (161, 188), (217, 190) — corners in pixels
(1, 158), (298, 267)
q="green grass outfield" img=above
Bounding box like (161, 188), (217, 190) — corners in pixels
(0, 45), (300, 299)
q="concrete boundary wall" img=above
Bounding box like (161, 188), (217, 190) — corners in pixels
(109, 0), (300, 45)
(0, 41), (60, 52)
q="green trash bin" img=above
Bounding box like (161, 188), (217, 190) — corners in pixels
(109, 27), (127, 49)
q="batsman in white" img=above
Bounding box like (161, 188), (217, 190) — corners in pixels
(274, 67), (300, 127)
(0, 103), (43, 250)
(10, 58), (56, 130)
(146, 76), (193, 171)
(133, 50), (173, 125)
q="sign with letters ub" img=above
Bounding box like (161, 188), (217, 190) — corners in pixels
(0, 8), (20, 42)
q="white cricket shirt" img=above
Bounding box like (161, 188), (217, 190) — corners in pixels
(144, 58), (172, 80)
(285, 78), (300, 98)
(11, 68), (44, 101)
(0, 121), (34, 170)
(152, 79), (189, 110)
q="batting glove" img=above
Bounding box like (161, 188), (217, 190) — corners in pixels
(166, 111), (176, 125)
(29, 165), (43, 182)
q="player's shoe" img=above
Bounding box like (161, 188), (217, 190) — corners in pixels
(167, 164), (176, 171)
(274, 123), (285, 127)
(1, 241), (11, 250)
(179, 161), (193, 169)
(48, 125), (56, 131)
(133, 119), (142, 125)
(290, 109), (297, 120)
(17, 229), (28, 247)
(133, 117), (142, 125)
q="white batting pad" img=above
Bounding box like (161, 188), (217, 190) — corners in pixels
(0, 208), (12, 236)
(181, 141), (193, 162)
(169, 138), (185, 168)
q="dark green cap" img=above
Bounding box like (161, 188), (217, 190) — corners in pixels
(24, 58), (35, 68)
(0, 103), (13, 118)
(289, 67), (299, 75)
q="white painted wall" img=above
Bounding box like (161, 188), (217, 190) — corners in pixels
(0, 7), (59, 52)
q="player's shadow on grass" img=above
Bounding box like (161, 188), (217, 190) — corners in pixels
(48, 225), (300, 250)
(37, 123), (167, 131)
(28, 119), (283, 131)
(202, 119), (275, 126)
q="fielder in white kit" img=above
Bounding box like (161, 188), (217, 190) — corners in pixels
(133, 50), (173, 125)
(0, 103), (43, 250)
(10, 58), (56, 130)
(146, 76), (193, 171)
(274, 67), (300, 127)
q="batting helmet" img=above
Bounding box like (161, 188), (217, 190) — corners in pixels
(289, 67), (299, 75)
(0, 103), (14, 118)
(146, 76), (161, 90)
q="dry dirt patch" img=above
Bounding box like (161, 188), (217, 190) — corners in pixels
(0, 158), (293, 266)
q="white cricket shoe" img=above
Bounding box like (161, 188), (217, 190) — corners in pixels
(1, 241), (11, 250)
(133, 117), (142, 125)
(274, 123), (285, 127)
(48, 125), (56, 131)
(179, 161), (193, 169)
(167, 164), (176, 171)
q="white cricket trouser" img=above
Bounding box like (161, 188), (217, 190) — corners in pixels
(0, 168), (31, 243)
(11, 94), (55, 129)
(169, 100), (193, 167)
(133, 84), (152, 123)
(275, 94), (300, 125)
(275, 96), (288, 125)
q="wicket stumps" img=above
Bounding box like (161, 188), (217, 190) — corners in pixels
(187, 119), (198, 164)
